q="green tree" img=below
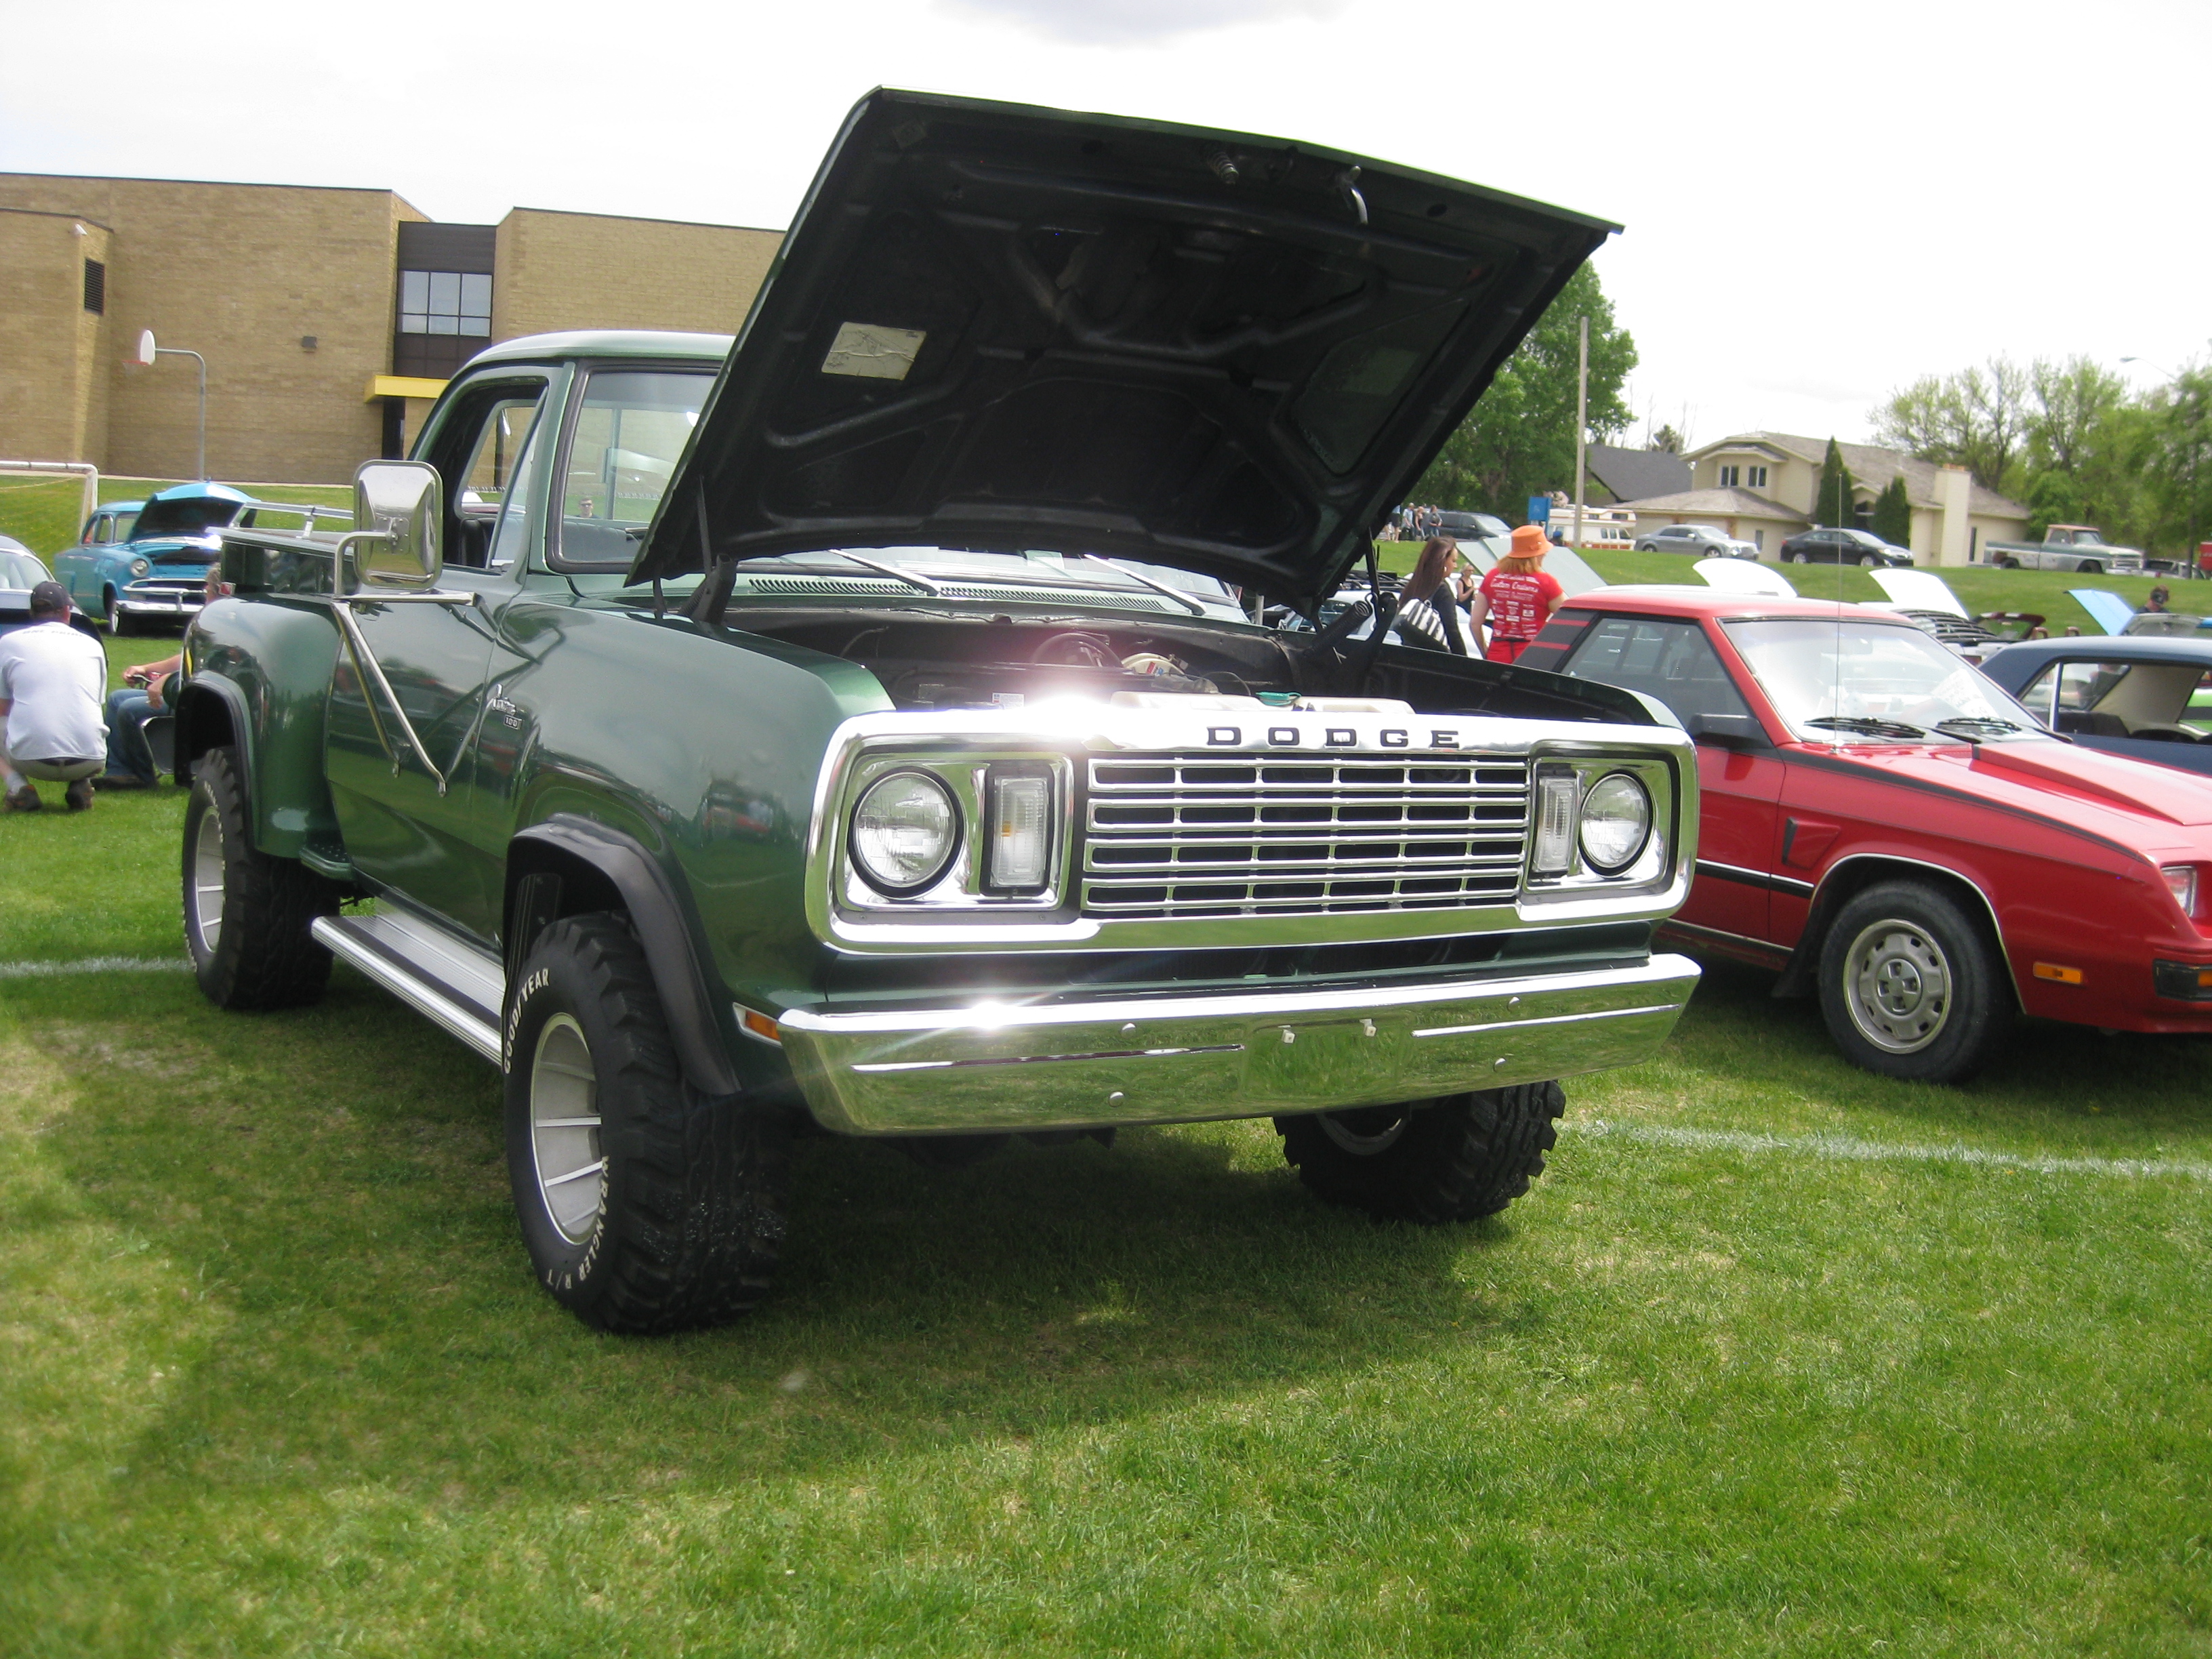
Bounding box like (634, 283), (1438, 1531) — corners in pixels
(1870, 357), (2030, 491)
(1648, 424), (1683, 455)
(1870, 474), (1912, 546)
(2137, 365), (2212, 559)
(1412, 264), (1637, 516)
(1811, 438), (1858, 528)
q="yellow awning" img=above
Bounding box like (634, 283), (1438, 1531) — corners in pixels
(365, 374), (449, 402)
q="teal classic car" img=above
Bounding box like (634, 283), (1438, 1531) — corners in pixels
(180, 90), (1702, 1332)
(56, 481), (348, 634)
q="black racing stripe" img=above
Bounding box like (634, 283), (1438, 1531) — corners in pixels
(1780, 746), (2144, 865)
(1696, 859), (1816, 897)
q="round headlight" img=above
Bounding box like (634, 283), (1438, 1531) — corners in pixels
(1578, 772), (1651, 873)
(130, 558), (151, 576)
(850, 771), (960, 894)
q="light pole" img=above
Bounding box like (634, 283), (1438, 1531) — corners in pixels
(1572, 314), (1589, 551)
(135, 329), (207, 480)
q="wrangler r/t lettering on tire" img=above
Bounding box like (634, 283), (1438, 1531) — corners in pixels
(503, 914), (790, 1334)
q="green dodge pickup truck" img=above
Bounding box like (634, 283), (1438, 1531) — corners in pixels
(178, 91), (1700, 1332)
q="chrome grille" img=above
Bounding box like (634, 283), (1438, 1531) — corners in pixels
(1082, 752), (1530, 918)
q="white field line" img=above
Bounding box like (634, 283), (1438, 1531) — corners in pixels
(1570, 1118), (2212, 1185)
(0, 956), (190, 979)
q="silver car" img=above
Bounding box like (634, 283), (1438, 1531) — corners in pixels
(1635, 523), (1757, 560)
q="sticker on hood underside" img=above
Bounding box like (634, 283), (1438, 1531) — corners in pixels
(821, 323), (926, 380)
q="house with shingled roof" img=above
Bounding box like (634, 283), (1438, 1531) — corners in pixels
(1666, 432), (2028, 565)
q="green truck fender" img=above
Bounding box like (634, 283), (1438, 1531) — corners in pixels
(506, 815), (749, 1097)
(174, 597), (346, 859)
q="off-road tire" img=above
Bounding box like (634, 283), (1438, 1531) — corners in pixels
(504, 914), (789, 1334)
(182, 745), (339, 1008)
(1276, 1082), (1565, 1223)
(1817, 880), (2012, 1083)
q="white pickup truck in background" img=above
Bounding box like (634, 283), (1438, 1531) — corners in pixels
(1982, 524), (2146, 575)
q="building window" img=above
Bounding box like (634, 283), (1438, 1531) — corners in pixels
(82, 258), (105, 314)
(398, 270), (492, 337)
(1747, 465), (1767, 489)
(1718, 464), (1740, 488)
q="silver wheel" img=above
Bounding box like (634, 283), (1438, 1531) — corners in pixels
(1317, 1104), (1413, 1156)
(1841, 917), (1953, 1054)
(529, 1013), (605, 1244)
(190, 805), (226, 954)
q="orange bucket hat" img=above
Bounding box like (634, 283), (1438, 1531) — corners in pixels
(1509, 523), (1550, 558)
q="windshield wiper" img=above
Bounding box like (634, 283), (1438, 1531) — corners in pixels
(832, 552), (942, 596)
(1804, 715), (1929, 741)
(1079, 554), (1208, 617)
(1931, 716), (2022, 743)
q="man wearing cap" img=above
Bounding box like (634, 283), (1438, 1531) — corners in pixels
(1468, 525), (1565, 663)
(1, 581), (110, 811)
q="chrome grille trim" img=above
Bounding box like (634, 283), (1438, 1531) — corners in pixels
(1082, 753), (1530, 917)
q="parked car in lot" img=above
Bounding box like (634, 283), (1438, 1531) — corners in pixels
(1778, 527), (1912, 568)
(1515, 588), (2212, 1082)
(54, 483), (349, 635)
(1976, 636), (2212, 777)
(1635, 523), (1757, 560)
(180, 91), (1704, 1333)
(1, 536), (104, 642)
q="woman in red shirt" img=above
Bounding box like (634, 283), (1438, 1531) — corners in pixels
(1471, 524), (1565, 663)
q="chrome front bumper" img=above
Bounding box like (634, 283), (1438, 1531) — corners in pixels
(776, 954), (1700, 1134)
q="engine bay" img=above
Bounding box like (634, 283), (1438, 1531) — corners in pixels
(719, 605), (1656, 726)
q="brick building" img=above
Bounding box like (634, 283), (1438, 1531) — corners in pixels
(0, 174), (781, 485)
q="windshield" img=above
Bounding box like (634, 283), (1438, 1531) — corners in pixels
(1725, 617), (2035, 742)
(133, 497), (242, 539)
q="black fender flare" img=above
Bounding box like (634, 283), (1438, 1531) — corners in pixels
(508, 815), (741, 1097)
(171, 674), (255, 809)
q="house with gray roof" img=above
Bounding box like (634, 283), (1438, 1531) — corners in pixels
(1675, 432), (2028, 566)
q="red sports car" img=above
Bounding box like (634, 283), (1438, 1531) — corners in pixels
(1516, 588), (2212, 1081)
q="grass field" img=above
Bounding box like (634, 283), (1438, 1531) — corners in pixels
(0, 477), (352, 559)
(3, 655), (2209, 1656)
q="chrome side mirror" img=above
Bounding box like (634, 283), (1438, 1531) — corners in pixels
(351, 460), (443, 590)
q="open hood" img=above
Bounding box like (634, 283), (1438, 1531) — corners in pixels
(633, 89), (1616, 607)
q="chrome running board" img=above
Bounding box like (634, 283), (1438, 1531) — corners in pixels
(312, 909), (505, 1065)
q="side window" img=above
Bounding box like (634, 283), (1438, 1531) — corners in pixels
(2020, 660), (2131, 731)
(87, 515), (111, 545)
(1559, 615), (1754, 728)
(422, 378), (548, 570)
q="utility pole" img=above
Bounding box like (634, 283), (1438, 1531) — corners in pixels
(136, 329), (207, 479)
(1572, 314), (1589, 551)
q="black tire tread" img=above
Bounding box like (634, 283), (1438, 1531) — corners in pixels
(185, 746), (338, 1010)
(1277, 1082), (1565, 1224)
(511, 915), (788, 1334)
(1816, 879), (2011, 1084)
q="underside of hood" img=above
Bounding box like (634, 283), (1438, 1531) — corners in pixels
(634, 89), (1616, 608)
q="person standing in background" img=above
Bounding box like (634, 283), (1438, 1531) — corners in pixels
(1393, 537), (1467, 651)
(1469, 525), (1565, 663)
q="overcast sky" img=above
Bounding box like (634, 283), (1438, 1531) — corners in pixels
(4, 0), (2204, 451)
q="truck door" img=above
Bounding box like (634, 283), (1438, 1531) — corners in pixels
(322, 377), (550, 943)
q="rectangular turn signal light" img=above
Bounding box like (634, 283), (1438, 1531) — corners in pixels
(741, 1008), (782, 1043)
(2032, 962), (2083, 985)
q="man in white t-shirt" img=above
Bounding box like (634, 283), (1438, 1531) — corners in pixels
(1, 582), (111, 813)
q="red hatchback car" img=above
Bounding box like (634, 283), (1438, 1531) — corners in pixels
(1516, 589), (2212, 1081)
